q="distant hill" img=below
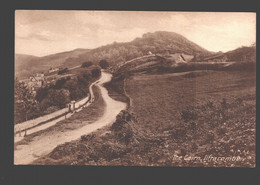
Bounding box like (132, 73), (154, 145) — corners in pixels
(224, 45), (256, 62)
(15, 31), (255, 79)
(76, 31), (212, 66)
(15, 53), (39, 62)
(15, 48), (90, 79)
(15, 31), (214, 79)
(15, 54), (40, 79)
(195, 45), (256, 63)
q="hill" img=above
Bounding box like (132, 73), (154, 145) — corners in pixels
(15, 48), (90, 79)
(15, 31), (255, 79)
(196, 45), (256, 63)
(15, 54), (40, 79)
(76, 31), (212, 67)
(15, 31), (212, 79)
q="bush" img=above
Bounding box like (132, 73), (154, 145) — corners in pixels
(40, 89), (70, 109)
(26, 104), (42, 120)
(58, 68), (68, 75)
(180, 108), (198, 123)
(91, 68), (101, 78)
(111, 110), (135, 131)
(81, 61), (93, 68)
(99, 59), (109, 69)
(171, 128), (187, 141)
(36, 87), (49, 102)
(221, 98), (228, 109)
(81, 134), (95, 142)
(81, 71), (91, 81)
(54, 78), (67, 89)
(43, 106), (60, 114)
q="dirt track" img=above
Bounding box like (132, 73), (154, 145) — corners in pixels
(14, 71), (127, 165)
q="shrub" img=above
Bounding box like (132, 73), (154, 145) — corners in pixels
(206, 100), (214, 109)
(40, 89), (70, 109)
(81, 61), (93, 68)
(91, 68), (101, 78)
(43, 106), (60, 114)
(221, 98), (228, 109)
(99, 59), (109, 69)
(171, 128), (187, 141)
(54, 78), (68, 89)
(205, 132), (215, 144)
(58, 68), (68, 75)
(36, 87), (49, 102)
(81, 134), (95, 142)
(81, 72), (91, 81)
(217, 127), (227, 136)
(111, 110), (136, 131)
(180, 108), (198, 123)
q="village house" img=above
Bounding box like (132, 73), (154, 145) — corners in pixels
(27, 73), (45, 95)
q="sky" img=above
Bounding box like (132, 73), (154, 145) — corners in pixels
(15, 10), (256, 57)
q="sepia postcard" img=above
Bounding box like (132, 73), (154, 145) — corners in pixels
(14, 10), (256, 167)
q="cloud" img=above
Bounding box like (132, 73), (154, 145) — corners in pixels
(18, 33), (50, 41)
(15, 10), (256, 56)
(17, 30), (54, 41)
(15, 10), (50, 25)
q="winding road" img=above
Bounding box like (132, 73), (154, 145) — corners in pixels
(14, 71), (127, 165)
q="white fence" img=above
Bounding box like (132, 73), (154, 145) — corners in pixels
(14, 95), (90, 133)
(75, 96), (89, 109)
(121, 54), (156, 66)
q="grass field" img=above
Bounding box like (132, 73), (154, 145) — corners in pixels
(126, 70), (255, 131)
(33, 67), (255, 167)
(122, 70), (255, 167)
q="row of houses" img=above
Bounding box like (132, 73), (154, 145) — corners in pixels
(19, 67), (61, 96)
(21, 67), (78, 96)
(19, 73), (46, 96)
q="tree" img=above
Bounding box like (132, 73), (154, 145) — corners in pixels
(91, 68), (101, 78)
(58, 68), (68, 75)
(14, 78), (39, 123)
(41, 89), (70, 109)
(99, 59), (109, 69)
(51, 89), (70, 108)
(54, 77), (67, 89)
(81, 61), (93, 68)
(81, 72), (91, 81)
(35, 87), (49, 102)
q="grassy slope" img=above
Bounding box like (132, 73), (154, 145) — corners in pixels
(33, 68), (255, 167)
(123, 70), (255, 167)
(126, 70), (255, 130)
(15, 49), (90, 79)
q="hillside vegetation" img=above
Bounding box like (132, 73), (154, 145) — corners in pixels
(15, 48), (90, 79)
(33, 60), (256, 167)
(15, 31), (212, 79)
(14, 66), (101, 124)
(16, 30), (256, 167)
(197, 45), (256, 63)
(76, 31), (211, 66)
(16, 31), (256, 80)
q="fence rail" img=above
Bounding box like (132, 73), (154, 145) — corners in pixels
(14, 95), (90, 133)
